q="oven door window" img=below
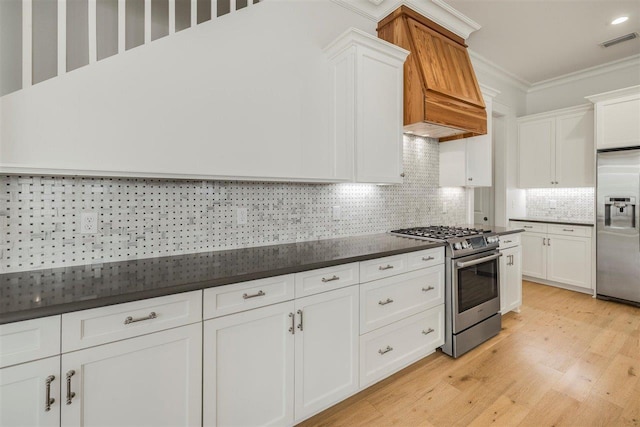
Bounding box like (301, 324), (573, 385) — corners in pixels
(457, 259), (498, 313)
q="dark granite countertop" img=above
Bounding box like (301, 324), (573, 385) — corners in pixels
(509, 217), (594, 227)
(0, 234), (445, 325)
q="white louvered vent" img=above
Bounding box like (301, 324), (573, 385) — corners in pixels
(0, 0), (261, 97)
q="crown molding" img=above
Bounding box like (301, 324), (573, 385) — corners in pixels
(479, 83), (500, 99)
(330, 0), (480, 39)
(468, 50), (531, 93)
(585, 84), (640, 103)
(528, 54), (640, 93)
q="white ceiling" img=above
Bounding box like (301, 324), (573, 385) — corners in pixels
(445, 0), (640, 84)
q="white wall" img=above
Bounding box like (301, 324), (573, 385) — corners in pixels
(0, 1), (375, 181)
(526, 57), (640, 114)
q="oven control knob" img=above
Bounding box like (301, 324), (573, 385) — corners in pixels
(461, 241), (470, 249)
(453, 242), (462, 250)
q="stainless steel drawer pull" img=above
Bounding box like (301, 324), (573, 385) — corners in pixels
(563, 229), (574, 232)
(524, 226), (533, 228)
(503, 240), (512, 243)
(289, 312), (295, 334)
(422, 286), (435, 292)
(378, 264), (394, 271)
(124, 311), (157, 325)
(548, 238), (551, 246)
(422, 328), (435, 335)
(378, 345), (393, 355)
(422, 256), (435, 261)
(242, 290), (265, 299)
(321, 275), (340, 283)
(66, 370), (76, 405)
(45, 375), (55, 411)
(297, 309), (304, 331)
(378, 298), (394, 306)
(543, 238), (546, 246)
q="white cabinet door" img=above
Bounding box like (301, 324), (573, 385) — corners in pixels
(61, 324), (202, 427)
(546, 235), (592, 290)
(518, 118), (555, 188)
(0, 356), (61, 427)
(439, 139), (466, 187)
(521, 232), (546, 279)
(500, 246), (522, 314)
(203, 301), (294, 427)
(465, 134), (492, 186)
(555, 110), (594, 187)
(294, 286), (359, 422)
(596, 94), (640, 150)
(356, 45), (405, 184)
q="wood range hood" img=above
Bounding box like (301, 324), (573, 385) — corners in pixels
(377, 6), (487, 142)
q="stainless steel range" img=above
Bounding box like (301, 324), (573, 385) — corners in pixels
(390, 226), (502, 358)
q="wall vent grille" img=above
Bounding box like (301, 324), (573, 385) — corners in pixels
(600, 32), (639, 48)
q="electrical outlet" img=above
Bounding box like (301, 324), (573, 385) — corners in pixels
(80, 212), (98, 234)
(332, 206), (341, 221)
(237, 208), (248, 225)
(549, 199), (557, 209)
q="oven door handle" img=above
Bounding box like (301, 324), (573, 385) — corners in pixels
(455, 252), (502, 268)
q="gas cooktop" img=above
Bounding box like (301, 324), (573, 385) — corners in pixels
(390, 226), (491, 241)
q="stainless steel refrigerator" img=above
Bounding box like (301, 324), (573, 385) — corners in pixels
(596, 147), (640, 306)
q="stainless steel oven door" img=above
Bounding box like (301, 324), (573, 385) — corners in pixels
(452, 250), (501, 334)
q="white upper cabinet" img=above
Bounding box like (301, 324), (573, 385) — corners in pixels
(325, 28), (409, 184)
(586, 85), (640, 150)
(518, 104), (594, 188)
(439, 89), (497, 187)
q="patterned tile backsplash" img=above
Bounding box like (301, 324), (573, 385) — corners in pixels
(0, 136), (467, 273)
(526, 188), (594, 221)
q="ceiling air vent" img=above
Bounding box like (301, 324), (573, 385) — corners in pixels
(600, 32), (639, 48)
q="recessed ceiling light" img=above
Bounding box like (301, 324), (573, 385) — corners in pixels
(611, 16), (629, 25)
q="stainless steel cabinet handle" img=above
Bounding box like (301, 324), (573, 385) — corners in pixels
(468, 177), (473, 181)
(289, 312), (295, 334)
(45, 375), (55, 412)
(321, 275), (340, 283)
(124, 311), (157, 325)
(378, 346), (393, 355)
(422, 286), (435, 292)
(524, 226), (533, 229)
(542, 238), (546, 246)
(378, 298), (394, 306)
(422, 328), (435, 335)
(242, 290), (265, 299)
(503, 240), (512, 243)
(562, 229), (574, 232)
(456, 252), (502, 268)
(378, 264), (394, 271)
(297, 309), (304, 331)
(66, 370), (76, 405)
(422, 256), (435, 261)
(400, 173), (405, 178)
(548, 238), (551, 246)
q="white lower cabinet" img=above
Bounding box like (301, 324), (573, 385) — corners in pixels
(203, 301), (295, 427)
(294, 286), (359, 422)
(499, 244), (522, 314)
(203, 286), (359, 426)
(61, 323), (202, 427)
(511, 221), (593, 291)
(0, 356), (61, 427)
(359, 305), (443, 388)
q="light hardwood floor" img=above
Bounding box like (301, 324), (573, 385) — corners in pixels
(299, 280), (640, 427)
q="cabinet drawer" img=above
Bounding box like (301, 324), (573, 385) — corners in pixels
(512, 221), (547, 233)
(203, 274), (294, 319)
(360, 254), (407, 283)
(0, 316), (61, 368)
(547, 224), (592, 238)
(360, 304), (444, 388)
(499, 233), (521, 250)
(360, 265), (444, 334)
(406, 247), (444, 271)
(295, 263), (359, 298)
(62, 291), (202, 352)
